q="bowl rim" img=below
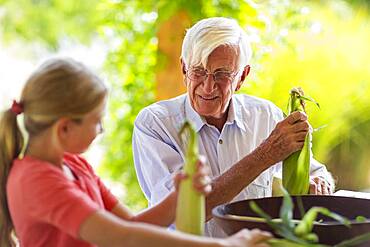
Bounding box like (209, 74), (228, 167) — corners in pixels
(212, 195), (370, 226)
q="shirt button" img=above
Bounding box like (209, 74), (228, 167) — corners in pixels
(218, 139), (223, 144)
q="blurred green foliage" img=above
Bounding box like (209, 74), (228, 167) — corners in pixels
(243, 1), (370, 190)
(1, 0), (369, 210)
(0, 0), (101, 49)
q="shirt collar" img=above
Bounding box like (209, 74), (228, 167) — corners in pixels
(184, 95), (247, 133)
(185, 95), (206, 132)
(226, 96), (247, 132)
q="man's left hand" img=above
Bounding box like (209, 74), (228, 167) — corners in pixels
(309, 176), (333, 195)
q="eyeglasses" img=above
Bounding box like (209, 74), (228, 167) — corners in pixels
(185, 68), (239, 84)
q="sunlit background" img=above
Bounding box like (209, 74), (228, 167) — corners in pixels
(0, 0), (369, 211)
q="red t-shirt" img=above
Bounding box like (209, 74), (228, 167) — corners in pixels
(7, 153), (118, 247)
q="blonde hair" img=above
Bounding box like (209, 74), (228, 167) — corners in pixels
(0, 58), (108, 246)
(181, 17), (252, 70)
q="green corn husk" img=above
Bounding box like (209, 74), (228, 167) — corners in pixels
(283, 87), (318, 195)
(294, 207), (350, 238)
(175, 121), (205, 235)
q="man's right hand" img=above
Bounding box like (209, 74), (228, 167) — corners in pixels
(256, 111), (310, 166)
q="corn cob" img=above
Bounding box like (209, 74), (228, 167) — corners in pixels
(175, 121), (205, 235)
(282, 87), (318, 195)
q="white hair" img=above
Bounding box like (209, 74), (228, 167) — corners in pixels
(181, 17), (252, 70)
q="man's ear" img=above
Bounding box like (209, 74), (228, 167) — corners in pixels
(236, 65), (251, 91)
(240, 65), (251, 81)
(180, 58), (186, 75)
(180, 58), (188, 86)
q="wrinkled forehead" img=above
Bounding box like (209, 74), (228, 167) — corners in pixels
(191, 44), (240, 70)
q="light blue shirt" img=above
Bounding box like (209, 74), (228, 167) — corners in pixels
(133, 93), (329, 237)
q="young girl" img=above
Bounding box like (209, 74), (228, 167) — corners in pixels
(0, 58), (271, 247)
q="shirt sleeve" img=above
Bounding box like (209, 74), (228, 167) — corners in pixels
(133, 109), (183, 206)
(95, 176), (119, 211)
(76, 155), (118, 211)
(21, 166), (100, 238)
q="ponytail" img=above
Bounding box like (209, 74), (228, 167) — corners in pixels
(0, 109), (24, 247)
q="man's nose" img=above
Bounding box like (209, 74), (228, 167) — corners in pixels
(202, 74), (217, 93)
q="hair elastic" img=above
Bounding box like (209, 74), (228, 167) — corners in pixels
(11, 100), (23, 115)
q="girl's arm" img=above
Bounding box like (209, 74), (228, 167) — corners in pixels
(79, 209), (220, 247)
(111, 190), (178, 226)
(111, 160), (211, 226)
(79, 210), (271, 247)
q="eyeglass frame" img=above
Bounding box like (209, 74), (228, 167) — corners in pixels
(185, 67), (241, 85)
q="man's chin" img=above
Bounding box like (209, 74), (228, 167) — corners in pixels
(195, 108), (221, 119)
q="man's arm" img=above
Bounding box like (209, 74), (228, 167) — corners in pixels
(204, 111), (310, 218)
(204, 145), (272, 219)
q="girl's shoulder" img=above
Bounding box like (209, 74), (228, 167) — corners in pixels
(8, 156), (67, 196)
(9, 154), (96, 186)
(63, 153), (96, 176)
(12, 156), (62, 178)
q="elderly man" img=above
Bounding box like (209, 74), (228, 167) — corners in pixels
(133, 17), (333, 237)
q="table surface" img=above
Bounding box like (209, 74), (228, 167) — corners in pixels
(334, 190), (370, 199)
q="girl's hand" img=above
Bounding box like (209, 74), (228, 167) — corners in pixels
(222, 228), (272, 247)
(173, 155), (212, 196)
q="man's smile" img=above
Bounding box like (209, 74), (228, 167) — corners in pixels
(197, 94), (219, 101)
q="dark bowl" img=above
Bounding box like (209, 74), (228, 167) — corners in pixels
(212, 195), (370, 245)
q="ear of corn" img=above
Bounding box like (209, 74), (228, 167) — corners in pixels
(175, 121), (205, 235)
(282, 87), (319, 195)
